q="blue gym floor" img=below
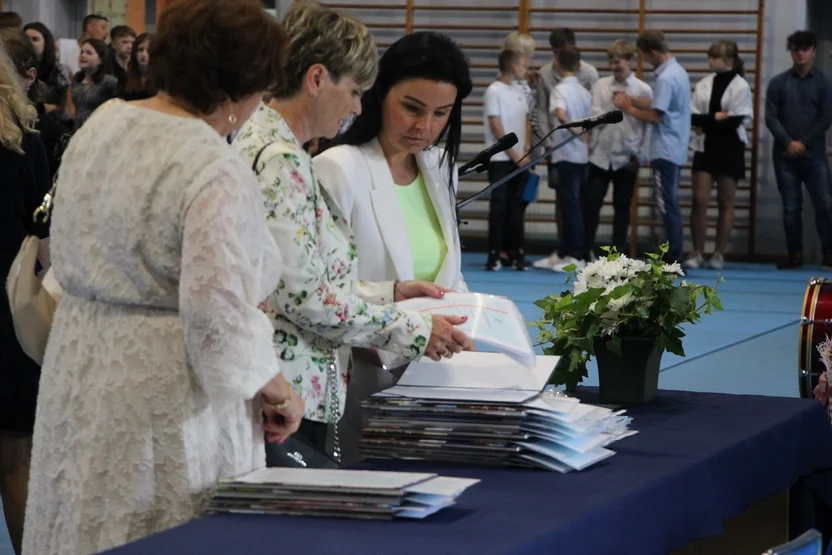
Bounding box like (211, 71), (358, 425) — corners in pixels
(0, 252), (825, 553)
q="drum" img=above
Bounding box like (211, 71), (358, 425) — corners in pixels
(798, 277), (832, 398)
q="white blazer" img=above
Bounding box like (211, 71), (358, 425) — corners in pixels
(690, 72), (754, 152)
(313, 139), (468, 292)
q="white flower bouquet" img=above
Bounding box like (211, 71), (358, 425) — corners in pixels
(532, 244), (723, 391)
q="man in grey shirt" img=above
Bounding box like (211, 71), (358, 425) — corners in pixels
(531, 27), (599, 270)
(765, 30), (832, 269)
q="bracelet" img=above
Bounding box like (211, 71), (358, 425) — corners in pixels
(267, 389), (292, 411)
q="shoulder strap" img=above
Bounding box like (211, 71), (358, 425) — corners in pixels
(252, 142), (275, 175)
(33, 173), (58, 224)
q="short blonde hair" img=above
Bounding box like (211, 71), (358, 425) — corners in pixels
(0, 34), (36, 153)
(502, 31), (536, 60)
(275, 1), (378, 99)
(607, 39), (635, 61)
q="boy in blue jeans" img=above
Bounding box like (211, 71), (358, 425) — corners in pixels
(549, 46), (592, 272)
(614, 30), (690, 264)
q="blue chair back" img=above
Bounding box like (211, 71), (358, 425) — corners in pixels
(764, 529), (822, 555)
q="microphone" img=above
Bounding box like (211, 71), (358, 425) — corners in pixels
(556, 110), (624, 130)
(458, 133), (518, 175)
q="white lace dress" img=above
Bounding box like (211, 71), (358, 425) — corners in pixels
(22, 100), (284, 555)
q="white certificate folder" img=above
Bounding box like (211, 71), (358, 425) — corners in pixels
(361, 352), (636, 473)
(395, 293), (536, 367)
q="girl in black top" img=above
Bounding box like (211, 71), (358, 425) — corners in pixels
(687, 40), (753, 270)
(69, 38), (118, 130)
(120, 32), (154, 101)
(23, 22), (71, 117)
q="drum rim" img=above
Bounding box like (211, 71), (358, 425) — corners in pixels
(800, 277), (827, 398)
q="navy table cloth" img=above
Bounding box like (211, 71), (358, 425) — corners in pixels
(103, 390), (832, 555)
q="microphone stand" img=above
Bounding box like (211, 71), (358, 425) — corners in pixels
(459, 165), (487, 179)
(456, 124), (595, 211)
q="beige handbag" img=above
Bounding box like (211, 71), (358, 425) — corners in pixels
(6, 182), (57, 365)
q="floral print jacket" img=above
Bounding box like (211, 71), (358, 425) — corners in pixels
(234, 103), (432, 422)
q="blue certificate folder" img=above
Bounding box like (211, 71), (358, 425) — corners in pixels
(522, 171), (540, 204)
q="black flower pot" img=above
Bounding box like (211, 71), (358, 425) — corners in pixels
(594, 336), (662, 404)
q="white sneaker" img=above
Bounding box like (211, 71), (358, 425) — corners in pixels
(683, 252), (704, 269)
(707, 252), (725, 270)
(551, 256), (584, 273)
(533, 252), (562, 269)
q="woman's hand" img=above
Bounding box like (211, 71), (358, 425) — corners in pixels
(259, 374), (305, 443)
(714, 111), (729, 121)
(395, 280), (451, 301)
(425, 314), (475, 361)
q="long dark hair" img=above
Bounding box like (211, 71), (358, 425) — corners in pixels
(22, 22), (58, 86)
(124, 32), (153, 95)
(333, 31), (472, 210)
(74, 38), (110, 83)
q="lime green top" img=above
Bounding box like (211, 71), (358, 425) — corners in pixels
(395, 173), (448, 282)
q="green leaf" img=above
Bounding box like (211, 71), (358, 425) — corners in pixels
(711, 295), (724, 311)
(661, 331), (685, 356)
(555, 295), (573, 309)
(562, 263), (577, 273)
(669, 286), (689, 314)
(609, 284), (631, 299)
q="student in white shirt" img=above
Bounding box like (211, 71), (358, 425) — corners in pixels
(483, 49), (531, 271)
(500, 32), (537, 268)
(686, 40), (753, 270)
(548, 46), (592, 272)
(583, 39), (652, 259)
(530, 28), (599, 271)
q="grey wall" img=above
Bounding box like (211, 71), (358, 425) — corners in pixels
(5, 0), (86, 39)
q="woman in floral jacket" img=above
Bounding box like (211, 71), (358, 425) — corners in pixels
(234, 1), (472, 466)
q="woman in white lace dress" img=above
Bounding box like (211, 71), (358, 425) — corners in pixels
(22, 2), (303, 554)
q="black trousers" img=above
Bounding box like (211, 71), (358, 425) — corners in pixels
(582, 162), (638, 257)
(488, 161), (528, 254)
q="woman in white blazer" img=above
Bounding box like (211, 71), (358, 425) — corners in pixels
(313, 31), (473, 463)
(686, 40), (753, 270)
(314, 32), (472, 292)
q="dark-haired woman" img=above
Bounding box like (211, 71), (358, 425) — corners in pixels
(22, 0), (303, 552)
(68, 38), (118, 130)
(685, 40), (752, 270)
(315, 30), (471, 291)
(313, 30), (473, 462)
(23, 22), (71, 116)
(3, 28), (72, 178)
(120, 32), (153, 101)
(234, 5), (472, 467)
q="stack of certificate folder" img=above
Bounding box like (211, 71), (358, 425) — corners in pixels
(210, 468), (479, 520)
(359, 352), (637, 473)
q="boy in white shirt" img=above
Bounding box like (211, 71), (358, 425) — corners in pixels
(548, 46), (592, 272)
(483, 49), (531, 271)
(583, 39), (652, 259)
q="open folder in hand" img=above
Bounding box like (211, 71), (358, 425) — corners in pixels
(396, 293), (536, 367)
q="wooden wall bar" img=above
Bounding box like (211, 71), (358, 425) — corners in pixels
(305, 1), (766, 259)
